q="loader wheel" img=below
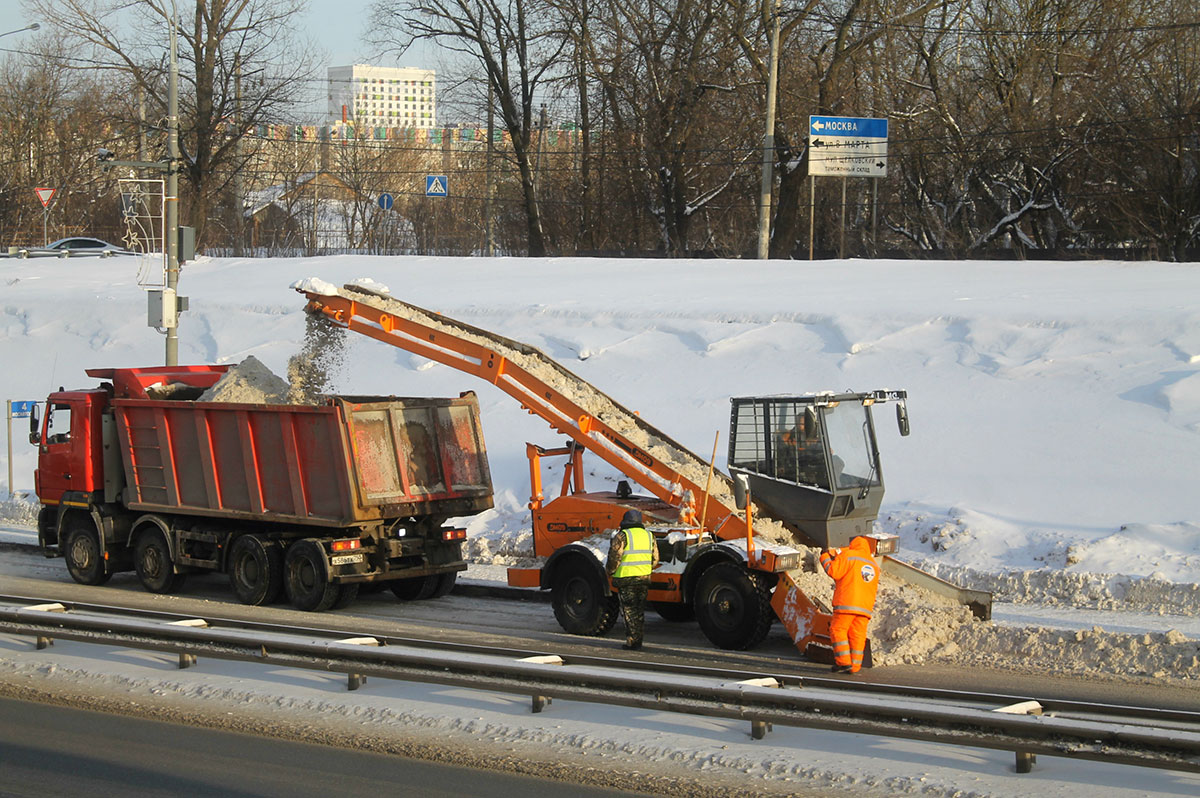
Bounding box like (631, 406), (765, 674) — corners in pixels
(651, 601), (695, 623)
(551, 558), (618, 636)
(693, 562), (774, 650)
(135, 529), (187, 594)
(285, 539), (339, 612)
(228, 535), (284, 606)
(64, 523), (110, 586)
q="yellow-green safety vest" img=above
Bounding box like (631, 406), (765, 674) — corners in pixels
(613, 526), (654, 578)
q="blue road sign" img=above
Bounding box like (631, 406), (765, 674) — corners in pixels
(378, 192), (394, 210)
(808, 115), (889, 177)
(809, 116), (888, 139)
(425, 175), (448, 197)
(10, 400), (36, 418)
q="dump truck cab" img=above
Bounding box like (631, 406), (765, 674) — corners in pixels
(728, 391), (909, 549)
(30, 387), (111, 504)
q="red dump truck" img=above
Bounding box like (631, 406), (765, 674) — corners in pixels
(30, 365), (493, 611)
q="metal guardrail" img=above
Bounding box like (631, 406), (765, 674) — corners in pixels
(2, 600), (1199, 775)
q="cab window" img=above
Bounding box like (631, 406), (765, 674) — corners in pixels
(46, 402), (73, 445)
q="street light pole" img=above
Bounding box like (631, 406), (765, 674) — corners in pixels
(0, 23), (40, 39)
(756, 0), (781, 260)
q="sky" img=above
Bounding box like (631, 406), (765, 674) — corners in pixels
(2, 2), (436, 73)
(2, 1), (446, 120)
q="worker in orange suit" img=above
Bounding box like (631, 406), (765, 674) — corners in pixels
(819, 535), (881, 674)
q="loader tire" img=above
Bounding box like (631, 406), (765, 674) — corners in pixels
(551, 557), (618, 636)
(228, 534), (284, 606)
(285, 539), (339, 612)
(64, 522), (110, 586)
(693, 562), (774, 650)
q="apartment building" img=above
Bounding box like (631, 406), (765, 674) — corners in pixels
(327, 64), (436, 128)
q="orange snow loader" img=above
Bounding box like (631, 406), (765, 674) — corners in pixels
(298, 281), (990, 660)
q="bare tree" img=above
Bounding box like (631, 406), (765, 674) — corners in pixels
(28, 0), (319, 248)
(369, 0), (567, 256)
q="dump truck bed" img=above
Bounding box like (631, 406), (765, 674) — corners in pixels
(111, 394), (492, 526)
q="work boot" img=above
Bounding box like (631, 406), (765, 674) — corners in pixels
(622, 641), (643, 651)
(830, 663), (853, 674)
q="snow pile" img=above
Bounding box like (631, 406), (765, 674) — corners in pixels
(0, 493), (38, 527)
(199, 355), (291, 403)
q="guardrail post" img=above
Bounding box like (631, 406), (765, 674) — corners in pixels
(24, 603), (67, 650)
(994, 700), (1043, 773)
(166, 618), (209, 668)
(519, 654), (564, 713)
(732, 676), (782, 739)
(337, 637), (382, 690)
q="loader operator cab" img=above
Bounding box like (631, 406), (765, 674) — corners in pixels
(727, 391), (908, 549)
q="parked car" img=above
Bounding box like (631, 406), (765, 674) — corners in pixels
(44, 237), (134, 257)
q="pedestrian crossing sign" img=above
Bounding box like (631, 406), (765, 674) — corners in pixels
(425, 175), (448, 197)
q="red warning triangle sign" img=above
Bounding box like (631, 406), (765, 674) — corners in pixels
(34, 187), (56, 208)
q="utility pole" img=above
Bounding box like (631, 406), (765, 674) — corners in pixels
(165, 11), (181, 367)
(233, 56), (245, 257)
(485, 83), (495, 256)
(756, 0), (781, 260)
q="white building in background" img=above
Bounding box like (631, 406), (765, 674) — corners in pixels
(327, 64), (436, 128)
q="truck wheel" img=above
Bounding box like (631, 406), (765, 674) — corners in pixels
(651, 601), (694, 622)
(331, 583), (360, 610)
(428, 571), (457, 599)
(228, 535), (284, 606)
(135, 530), (187, 594)
(693, 562), (774, 650)
(390, 575), (438, 601)
(64, 523), (110, 586)
(551, 558), (618, 636)
(284, 539), (339, 611)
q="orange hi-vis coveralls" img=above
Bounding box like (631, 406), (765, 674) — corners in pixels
(819, 536), (880, 673)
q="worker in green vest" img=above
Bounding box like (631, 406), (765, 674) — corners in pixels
(606, 509), (660, 650)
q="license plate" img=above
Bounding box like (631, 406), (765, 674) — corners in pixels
(331, 553), (364, 566)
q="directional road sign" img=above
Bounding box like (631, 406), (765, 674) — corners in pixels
(9, 400), (36, 418)
(378, 192), (394, 211)
(808, 116), (888, 178)
(425, 175), (448, 197)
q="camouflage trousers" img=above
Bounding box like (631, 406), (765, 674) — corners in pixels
(613, 575), (650, 646)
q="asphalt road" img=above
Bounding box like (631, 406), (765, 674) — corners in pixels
(2, 540), (1198, 714)
(0, 696), (650, 798)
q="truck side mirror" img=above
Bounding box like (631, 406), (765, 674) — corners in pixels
(896, 402), (910, 437)
(28, 403), (41, 445)
(733, 473), (749, 510)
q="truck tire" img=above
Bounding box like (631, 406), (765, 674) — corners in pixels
(284, 539), (339, 611)
(331, 583), (360, 610)
(64, 522), (111, 586)
(428, 571), (457, 598)
(135, 529), (187, 594)
(228, 535), (284, 606)
(551, 558), (618, 636)
(693, 562), (773, 650)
